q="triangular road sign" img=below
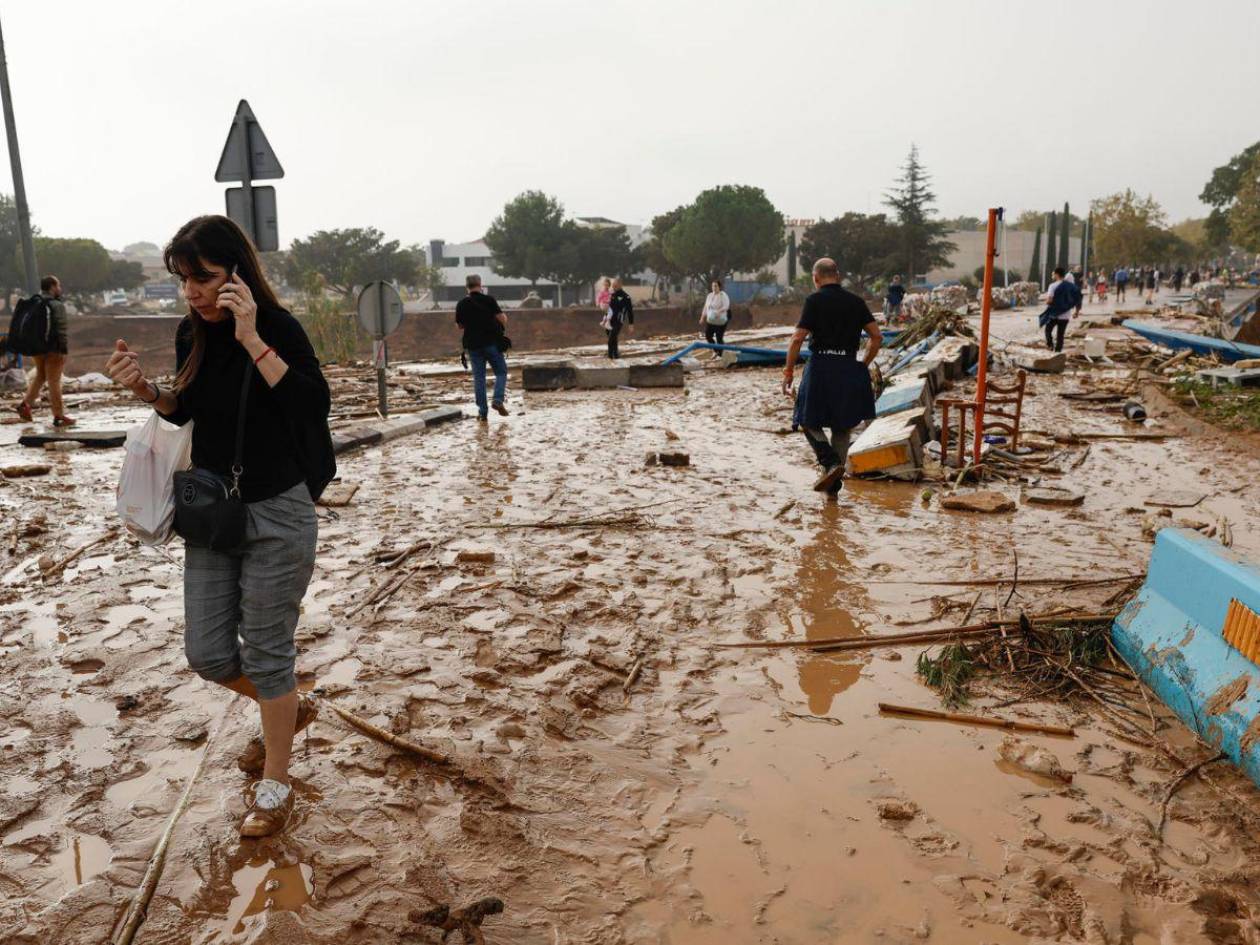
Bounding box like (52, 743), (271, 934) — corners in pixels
(214, 99), (284, 182)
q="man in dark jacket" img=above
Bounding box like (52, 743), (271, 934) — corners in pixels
(884, 275), (906, 320)
(1039, 267), (1076, 352)
(606, 278), (634, 359)
(455, 274), (510, 421)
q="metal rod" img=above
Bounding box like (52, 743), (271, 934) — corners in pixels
(0, 14), (38, 293)
(972, 207), (999, 466)
(238, 111), (254, 244)
(376, 282), (388, 418)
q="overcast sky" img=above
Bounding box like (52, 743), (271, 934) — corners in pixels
(4, 0), (1257, 252)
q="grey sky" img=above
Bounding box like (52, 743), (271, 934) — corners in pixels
(5, 0), (1258, 252)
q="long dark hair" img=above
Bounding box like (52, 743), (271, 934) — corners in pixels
(163, 215), (282, 391)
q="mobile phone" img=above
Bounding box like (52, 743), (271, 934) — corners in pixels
(219, 264), (238, 316)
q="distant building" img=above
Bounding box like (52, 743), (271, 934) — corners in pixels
(428, 217), (652, 308)
(927, 230), (1083, 284)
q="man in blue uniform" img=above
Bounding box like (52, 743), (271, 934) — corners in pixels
(781, 258), (881, 495)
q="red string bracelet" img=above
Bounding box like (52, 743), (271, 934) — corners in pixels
(254, 346), (276, 365)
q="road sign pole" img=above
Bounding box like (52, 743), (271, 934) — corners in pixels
(376, 281), (388, 418)
(0, 15), (38, 294)
(237, 112), (254, 244)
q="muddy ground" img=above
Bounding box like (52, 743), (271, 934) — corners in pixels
(2, 308), (1260, 944)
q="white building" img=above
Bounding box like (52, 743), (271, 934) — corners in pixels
(427, 217), (651, 308)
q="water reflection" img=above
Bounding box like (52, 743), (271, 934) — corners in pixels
(793, 504), (867, 714)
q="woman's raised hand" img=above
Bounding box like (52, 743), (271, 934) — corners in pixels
(218, 272), (259, 344)
(106, 339), (147, 395)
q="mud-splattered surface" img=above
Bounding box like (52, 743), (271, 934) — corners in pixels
(3, 310), (1260, 944)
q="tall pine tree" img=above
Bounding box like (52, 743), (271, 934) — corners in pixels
(1057, 202), (1071, 269)
(1028, 227), (1043, 284)
(1046, 212), (1058, 281)
(882, 145), (956, 281)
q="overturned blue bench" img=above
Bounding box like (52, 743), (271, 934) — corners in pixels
(1113, 528), (1260, 786)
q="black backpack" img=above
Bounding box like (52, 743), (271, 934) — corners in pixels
(5, 294), (54, 355)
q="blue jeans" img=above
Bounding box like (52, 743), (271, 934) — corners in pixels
(469, 345), (508, 416)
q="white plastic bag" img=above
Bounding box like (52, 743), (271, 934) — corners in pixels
(116, 412), (193, 545)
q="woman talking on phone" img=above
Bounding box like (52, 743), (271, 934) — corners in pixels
(105, 215), (334, 837)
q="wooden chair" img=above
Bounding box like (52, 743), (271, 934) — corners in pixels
(938, 370), (1027, 465)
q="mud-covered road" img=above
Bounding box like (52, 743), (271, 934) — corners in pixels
(2, 309), (1260, 944)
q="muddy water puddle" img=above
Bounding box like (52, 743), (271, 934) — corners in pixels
(2, 818), (113, 893)
(219, 855), (314, 936)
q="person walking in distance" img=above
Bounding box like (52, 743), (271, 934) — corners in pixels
(104, 215), (335, 837)
(781, 258), (881, 496)
(1144, 266), (1157, 304)
(884, 275), (906, 321)
(1114, 265), (1128, 303)
(606, 277), (634, 359)
(1039, 266), (1076, 352)
(455, 274), (509, 421)
(14, 275), (74, 426)
(700, 278), (731, 346)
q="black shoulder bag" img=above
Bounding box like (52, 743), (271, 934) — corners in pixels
(173, 364), (253, 551)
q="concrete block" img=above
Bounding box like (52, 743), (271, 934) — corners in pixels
(627, 363), (686, 388)
(1113, 529), (1260, 787)
(924, 337), (977, 379)
(419, 406), (464, 426)
(522, 365), (579, 390)
(331, 426), (383, 455)
(876, 378), (931, 417)
(891, 360), (946, 393)
(848, 414), (923, 480)
(376, 415), (428, 442)
(573, 367), (632, 388)
(1019, 352), (1067, 373)
(1195, 367), (1260, 389)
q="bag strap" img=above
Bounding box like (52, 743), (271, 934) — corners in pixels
(229, 360), (254, 498)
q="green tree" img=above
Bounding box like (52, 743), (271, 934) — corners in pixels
(484, 190), (567, 287)
(0, 194), (30, 311)
(1028, 227), (1043, 284)
(32, 237), (117, 300)
(642, 205), (689, 296)
(798, 213), (900, 289)
(940, 215), (985, 231)
(975, 265), (1021, 283)
(1200, 141), (1260, 246)
(1227, 151), (1260, 254)
(882, 145), (956, 279)
(109, 258), (146, 291)
(1010, 210), (1053, 231)
(662, 184), (784, 283)
(1090, 190), (1170, 267)
(285, 227), (419, 298)
(546, 222), (640, 302)
(1046, 212), (1058, 274)
(1057, 202), (1071, 269)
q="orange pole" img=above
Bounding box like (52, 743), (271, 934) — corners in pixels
(972, 208), (1000, 467)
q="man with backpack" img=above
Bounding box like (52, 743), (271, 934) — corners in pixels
(11, 275), (74, 426)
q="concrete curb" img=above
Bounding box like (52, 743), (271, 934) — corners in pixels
(331, 406), (463, 455)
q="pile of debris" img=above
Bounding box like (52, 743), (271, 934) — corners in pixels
(981, 281), (1041, 310)
(900, 285), (971, 321)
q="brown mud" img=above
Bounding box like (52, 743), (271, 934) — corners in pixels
(2, 312), (1260, 943)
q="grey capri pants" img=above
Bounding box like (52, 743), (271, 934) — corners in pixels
(183, 483), (318, 699)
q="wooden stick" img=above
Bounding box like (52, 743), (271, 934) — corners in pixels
(717, 613), (1117, 652)
(113, 697), (238, 945)
(319, 697), (499, 792)
(622, 656), (644, 696)
(1158, 751), (1226, 836)
(867, 573), (1141, 587)
(42, 528), (118, 579)
(878, 702), (1075, 737)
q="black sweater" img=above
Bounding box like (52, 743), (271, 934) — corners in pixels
(609, 288), (634, 327)
(159, 307), (332, 503)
